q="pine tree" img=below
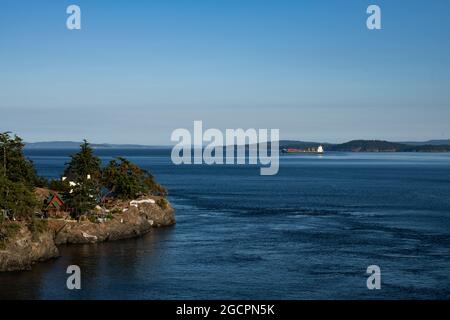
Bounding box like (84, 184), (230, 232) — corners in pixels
(62, 140), (102, 218)
(0, 132), (39, 220)
(0, 173), (38, 220)
(64, 180), (97, 219)
(63, 140), (101, 183)
(0, 132), (39, 187)
(102, 157), (167, 200)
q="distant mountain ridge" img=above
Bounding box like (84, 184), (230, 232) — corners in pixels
(280, 140), (450, 152)
(24, 139), (450, 152)
(399, 140), (450, 146)
(24, 141), (159, 149)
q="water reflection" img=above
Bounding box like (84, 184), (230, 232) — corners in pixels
(2, 151), (450, 299)
(0, 228), (174, 300)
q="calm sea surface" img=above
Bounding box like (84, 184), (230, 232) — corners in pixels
(1, 149), (450, 299)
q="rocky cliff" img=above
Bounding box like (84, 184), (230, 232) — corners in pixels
(0, 226), (59, 272)
(50, 199), (175, 244)
(0, 197), (175, 271)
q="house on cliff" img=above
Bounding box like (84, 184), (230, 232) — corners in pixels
(35, 188), (69, 219)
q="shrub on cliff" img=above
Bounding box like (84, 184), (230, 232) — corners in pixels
(102, 157), (167, 200)
(27, 218), (48, 237)
(156, 198), (169, 209)
(0, 222), (21, 249)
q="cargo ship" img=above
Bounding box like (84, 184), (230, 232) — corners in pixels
(282, 145), (324, 154)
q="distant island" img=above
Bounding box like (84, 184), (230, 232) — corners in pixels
(24, 139), (450, 152)
(24, 141), (165, 149)
(279, 140), (450, 153)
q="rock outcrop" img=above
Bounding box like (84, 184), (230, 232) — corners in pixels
(0, 227), (59, 272)
(0, 197), (175, 271)
(50, 199), (175, 244)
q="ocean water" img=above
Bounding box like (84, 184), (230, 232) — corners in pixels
(1, 149), (450, 299)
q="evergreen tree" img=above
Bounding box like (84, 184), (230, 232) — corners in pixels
(64, 180), (97, 219)
(63, 140), (101, 183)
(62, 140), (101, 217)
(102, 157), (167, 200)
(0, 132), (39, 187)
(0, 132), (39, 220)
(0, 172), (38, 220)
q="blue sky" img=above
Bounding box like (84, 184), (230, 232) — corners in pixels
(1, 0), (449, 144)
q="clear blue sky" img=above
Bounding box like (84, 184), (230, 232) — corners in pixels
(1, 0), (449, 144)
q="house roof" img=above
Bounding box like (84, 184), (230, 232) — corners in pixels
(47, 193), (64, 209)
(35, 188), (65, 209)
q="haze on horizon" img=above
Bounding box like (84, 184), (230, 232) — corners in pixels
(1, 0), (449, 145)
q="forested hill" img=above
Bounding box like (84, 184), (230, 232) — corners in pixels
(279, 140), (450, 152)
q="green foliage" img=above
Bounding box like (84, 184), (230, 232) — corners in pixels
(0, 222), (21, 236)
(61, 140), (102, 218)
(64, 181), (97, 219)
(47, 179), (71, 193)
(0, 134), (170, 221)
(102, 157), (167, 200)
(0, 132), (40, 187)
(86, 213), (98, 223)
(156, 198), (169, 210)
(0, 168), (39, 221)
(0, 132), (40, 221)
(27, 218), (48, 235)
(63, 140), (101, 183)
(0, 222), (21, 248)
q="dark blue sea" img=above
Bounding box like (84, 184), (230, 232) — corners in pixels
(1, 149), (450, 299)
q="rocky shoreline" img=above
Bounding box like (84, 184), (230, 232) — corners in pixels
(0, 227), (59, 272)
(0, 197), (175, 272)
